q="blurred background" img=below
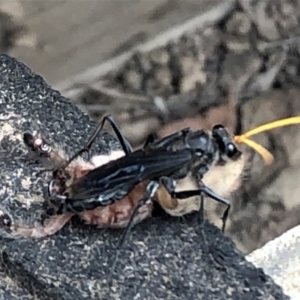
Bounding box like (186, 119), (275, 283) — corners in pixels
(3, 0), (300, 254)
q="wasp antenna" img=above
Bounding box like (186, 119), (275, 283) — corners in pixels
(237, 116), (300, 140)
(234, 116), (300, 165)
(235, 137), (274, 165)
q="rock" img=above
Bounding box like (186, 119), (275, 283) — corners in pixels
(247, 224), (300, 299)
(0, 54), (288, 299)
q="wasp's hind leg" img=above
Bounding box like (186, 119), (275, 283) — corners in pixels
(109, 181), (159, 277)
(57, 115), (133, 173)
(118, 181), (159, 249)
(87, 115), (133, 155)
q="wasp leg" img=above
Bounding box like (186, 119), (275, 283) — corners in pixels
(160, 177), (214, 228)
(159, 176), (175, 193)
(109, 181), (159, 276)
(173, 185), (228, 271)
(159, 178), (224, 270)
(198, 182), (230, 233)
(45, 175), (69, 211)
(158, 175), (230, 232)
(91, 115), (133, 154)
(173, 184), (231, 233)
(119, 181), (159, 248)
(54, 115), (133, 174)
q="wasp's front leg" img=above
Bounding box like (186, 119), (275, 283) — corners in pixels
(158, 175), (231, 233)
(160, 177), (229, 270)
(197, 177), (231, 233)
(173, 183), (231, 233)
(156, 176), (204, 217)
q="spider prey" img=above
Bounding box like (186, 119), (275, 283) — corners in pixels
(23, 115), (300, 244)
(24, 116), (245, 244)
(23, 132), (149, 230)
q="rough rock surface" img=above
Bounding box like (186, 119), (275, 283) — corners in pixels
(247, 224), (300, 300)
(0, 54), (289, 299)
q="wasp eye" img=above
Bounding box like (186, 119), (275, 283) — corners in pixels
(0, 213), (11, 227)
(226, 143), (238, 158)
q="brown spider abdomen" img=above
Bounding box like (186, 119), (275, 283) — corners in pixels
(78, 181), (153, 228)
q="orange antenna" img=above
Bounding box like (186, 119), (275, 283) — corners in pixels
(235, 116), (300, 165)
(236, 117), (300, 140)
(236, 137), (274, 165)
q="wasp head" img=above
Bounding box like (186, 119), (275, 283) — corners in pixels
(212, 125), (242, 163)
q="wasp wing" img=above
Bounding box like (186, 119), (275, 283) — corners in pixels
(146, 129), (190, 150)
(68, 149), (192, 202)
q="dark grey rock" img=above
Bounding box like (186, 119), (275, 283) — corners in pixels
(0, 54), (289, 299)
